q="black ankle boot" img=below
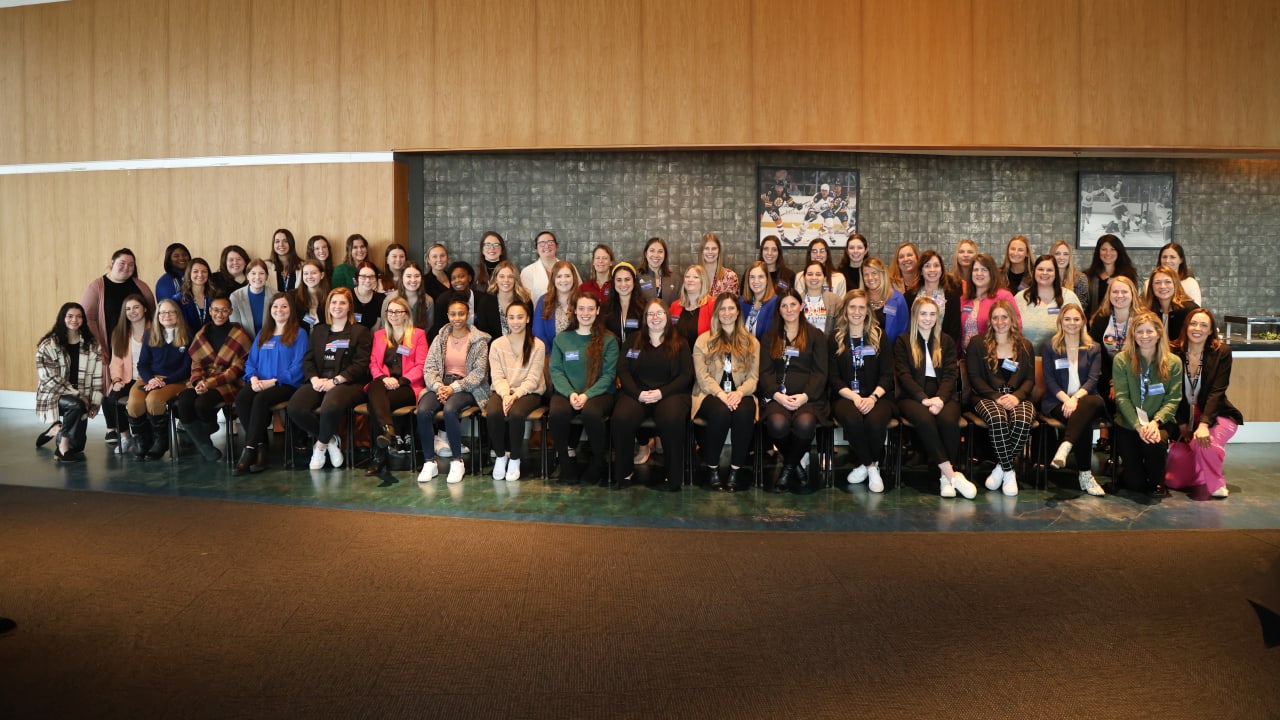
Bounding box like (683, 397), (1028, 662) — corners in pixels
(707, 466), (725, 491)
(774, 465), (796, 493)
(234, 446), (256, 476)
(365, 448), (388, 476)
(128, 416), (151, 460)
(376, 424), (396, 450)
(185, 420), (222, 462)
(725, 467), (744, 493)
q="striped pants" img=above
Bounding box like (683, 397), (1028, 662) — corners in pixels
(973, 398), (1035, 472)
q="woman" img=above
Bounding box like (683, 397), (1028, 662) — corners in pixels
(416, 299), (492, 484)
(830, 291), (894, 492)
(904, 250), (962, 347)
(80, 249), (157, 379)
(291, 259), (330, 332)
(959, 254), (1020, 356)
(1084, 234), (1138, 315)
(424, 242), (451, 299)
(701, 233), (740, 297)
(103, 295), (152, 454)
(363, 297), (428, 476)
(126, 299), (192, 461)
(806, 238), (845, 295)
(384, 261), (433, 334)
(487, 301), (546, 482)
(532, 260), (581, 351)
(611, 298), (693, 488)
(1168, 309), (1241, 498)
(759, 234), (796, 292)
(1016, 254), (1082, 349)
(488, 260), (531, 336)
(177, 257), (214, 331)
(966, 300), (1036, 496)
(268, 228), (302, 293)
(35, 303), (103, 462)
(1087, 275), (1143, 407)
(1143, 265), (1198, 342)
(176, 296), (251, 462)
(306, 235), (335, 281)
(475, 231), (509, 287)
(229, 260), (274, 337)
(1050, 240), (1090, 315)
(895, 297), (974, 499)
(799, 261), (840, 335)
(380, 243), (409, 293)
(759, 289), (830, 493)
(209, 245), (250, 298)
(637, 236), (679, 306)
(521, 231), (560, 302)
(1112, 311), (1182, 495)
(1041, 303), (1107, 496)
(888, 242), (921, 295)
(331, 233), (370, 289)
(154, 242), (192, 302)
(547, 292), (618, 486)
(693, 293), (760, 492)
(287, 288), (372, 470)
(1156, 242), (1202, 304)
(1000, 235), (1033, 292)
(951, 239), (979, 289)
(233, 293), (308, 475)
(836, 232), (869, 293)
(861, 258), (908, 344)
(739, 260), (778, 341)
(604, 262), (645, 344)
(670, 264), (713, 347)
(351, 260), (386, 329)
(579, 244), (616, 302)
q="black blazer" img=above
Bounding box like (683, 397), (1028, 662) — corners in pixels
(1040, 340), (1103, 415)
(1087, 312), (1128, 392)
(893, 331), (959, 403)
(303, 322), (372, 385)
(604, 299), (646, 343)
(431, 288), (502, 340)
(1155, 299), (1198, 344)
(1175, 343), (1244, 428)
(759, 323), (830, 415)
(837, 266), (862, 294)
(904, 286), (963, 348)
(965, 335), (1035, 404)
(828, 331), (894, 399)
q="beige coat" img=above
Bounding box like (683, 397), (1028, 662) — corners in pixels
(691, 332), (760, 418)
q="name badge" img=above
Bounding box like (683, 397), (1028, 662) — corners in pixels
(784, 347), (800, 358)
(565, 351), (581, 361)
(262, 341), (277, 349)
(777, 281), (789, 290)
(670, 316), (679, 325)
(397, 345), (411, 356)
(177, 346), (186, 353)
(962, 305), (973, 314)
(640, 281), (653, 290)
(1147, 382), (1165, 396)
(1048, 307), (1061, 315)
(1001, 358), (1019, 372)
(305, 316), (317, 327)
(850, 379), (861, 393)
(1054, 358), (1070, 370)
(884, 305), (897, 315)
(859, 346), (876, 357)
(624, 319), (639, 329)
(354, 313), (363, 323)
(626, 349), (640, 359)
(326, 339), (350, 351)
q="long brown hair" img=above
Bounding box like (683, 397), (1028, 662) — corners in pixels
(1173, 307), (1223, 355)
(980, 299), (1028, 373)
(769, 289), (808, 357)
(292, 259), (330, 317)
(740, 260), (777, 304)
(706, 292), (755, 364)
(110, 293), (153, 357)
(258, 292), (300, 348)
(565, 291), (607, 389)
(542, 260), (581, 320)
(964, 254), (1004, 300)
(632, 297), (682, 358)
(504, 300), (536, 367)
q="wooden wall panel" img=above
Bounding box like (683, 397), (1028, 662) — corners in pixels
(536, 0), (643, 148)
(1233, 357), (1280, 422)
(21, 1), (95, 163)
(859, 0), (974, 146)
(92, 0), (171, 159)
(971, 0), (1080, 147)
(640, 0), (754, 147)
(0, 177), (34, 390)
(1079, 0), (1187, 148)
(380, 0), (435, 151)
(1185, 0), (1280, 149)
(750, 0), (862, 145)
(169, 0), (253, 157)
(0, 9), (26, 164)
(432, 0), (537, 149)
(249, 0), (342, 154)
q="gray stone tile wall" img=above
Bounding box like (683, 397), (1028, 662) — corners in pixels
(422, 152), (1280, 316)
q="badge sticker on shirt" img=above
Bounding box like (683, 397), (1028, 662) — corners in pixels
(397, 345), (411, 356)
(354, 313), (363, 323)
(962, 305), (973, 314)
(626, 349), (640, 359)
(565, 351), (581, 361)
(777, 281), (789, 290)
(262, 341), (277, 350)
(859, 346), (876, 357)
(1001, 358), (1019, 372)
(624, 319), (639, 329)
(884, 305), (897, 315)
(784, 347), (800, 358)
(1054, 358), (1070, 370)
(1147, 382), (1165, 396)
(640, 281), (653, 290)
(177, 346), (186, 353)
(1048, 307), (1061, 315)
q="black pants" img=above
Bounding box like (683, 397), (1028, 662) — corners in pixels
(56, 395), (90, 452)
(234, 384), (297, 448)
(485, 394), (543, 461)
(762, 401), (821, 465)
(287, 383), (366, 443)
(610, 393), (690, 480)
(102, 381), (134, 432)
(832, 396), (893, 467)
(365, 380), (416, 442)
(175, 387), (226, 425)
(696, 395), (758, 467)
(548, 393), (615, 468)
(1113, 424), (1172, 492)
(1050, 395), (1107, 470)
(897, 398), (962, 467)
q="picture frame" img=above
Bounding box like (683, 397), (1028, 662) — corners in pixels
(1077, 171), (1175, 249)
(757, 166), (859, 248)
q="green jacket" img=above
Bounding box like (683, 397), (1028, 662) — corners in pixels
(1113, 350), (1183, 431)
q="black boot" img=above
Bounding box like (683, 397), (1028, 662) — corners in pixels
(185, 420), (223, 462)
(250, 445), (269, 473)
(376, 424), (396, 450)
(365, 447), (388, 476)
(128, 416), (152, 460)
(707, 466), (725, 491)
(559, 452), (580, 485)
(234, 446), (256, 476)
(774, 464), (797, 493)
(725, 467), (745, 493)
(146, 415), (171, 460)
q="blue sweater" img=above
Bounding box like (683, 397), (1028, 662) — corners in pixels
(155, 273), (184, 303)
(741, 297), (778, 341)
(244, 328), (309, 388)
(532, 296), (565, 354)
(877, 292), (909, 345)
(138, 340), (192, 383)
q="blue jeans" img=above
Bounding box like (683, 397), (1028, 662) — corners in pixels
(416, 391), (477, 460)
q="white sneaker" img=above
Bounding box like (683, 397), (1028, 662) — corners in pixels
(417, 460), (438, 483)
(1001, 470), (1018, 496)
(492, 455), (509, 480)
(800, 452), (810, 470)
(116, 437), (134, 455)
(505, 459), (522, 482)
(1211, 485), (1229, 498)
(951, 472), (977, 499)
(939, 474), (957, 498)
(446, 460), (466, 484)
(867, 465), (884, 493)
(846, 465), (869, 485)
(309, 447), (327, 470)
(1079, 471), (1105, 496)
(326, 436), (343, 468)
(985, 464), (1005, 491)
(436, 433), (451, 458)
(1051, 442), (1072, 469)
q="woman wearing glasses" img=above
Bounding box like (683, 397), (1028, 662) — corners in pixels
(126, 299), (192, 460)
(363, 297), (429, 477)
(351, 260), (386, 329)
(475, 231), (510, 287)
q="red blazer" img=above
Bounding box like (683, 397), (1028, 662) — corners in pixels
(367, 327), (429, 398)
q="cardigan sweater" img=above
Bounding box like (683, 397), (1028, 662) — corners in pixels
(138, 339), (192, 385)
(489, 334), (547, 399)
(1113, 350), (1183, 431)
(691, 332), (760, 418)
(424, 327), (493, 405)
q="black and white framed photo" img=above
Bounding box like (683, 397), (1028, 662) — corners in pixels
(758, 166), (859, 248)
(1077, 172), (1175, 249)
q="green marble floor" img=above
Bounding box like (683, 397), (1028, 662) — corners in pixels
(6, 410), (1278, 532)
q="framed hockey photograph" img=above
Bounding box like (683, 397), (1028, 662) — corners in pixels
(758, 166), (859, 248)
(1077, 172), (1175, 249)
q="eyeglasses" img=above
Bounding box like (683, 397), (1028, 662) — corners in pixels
(157, 310), (177, 316)
(482, 242), (502, 249)
(645, 312), (667, 318)
(386, 309), (407, 316)
(357, 274), (377, 280)
(537, 240), (556, 247)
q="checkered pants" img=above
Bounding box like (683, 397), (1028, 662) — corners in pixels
(973, 398), (1035, 472)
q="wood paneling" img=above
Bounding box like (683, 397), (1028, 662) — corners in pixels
(92, 0), (171, 159)
(536, 0), (642, 147)
(21, 1), (94, 163)
(1232, 357), (1280, 422)
(249, 0), (342, 154)
(0, 9), (26, 165)
(1185, 0), (1280, 149)
(859, 0), (974, 146)
(169, 0), (253, 157)
(0, 176), (33, 390)
(971, 0), (1080, 147)
(379, 0), (435, 151)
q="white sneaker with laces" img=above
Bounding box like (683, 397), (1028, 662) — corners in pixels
(985, 464), (1005, 491)
(1079, 471), (1105, 496)
(492, 455), (509, 480)
(951, 472), (977, 499)
(1001, 469), (1018, 496)
(847, 465), (869, 485)
(505, 459), (522, 482)
(867, 465), (884, 493)
(309, 447), (327, 470)
(446, 460), (466, 484)
(939, 473), (956, 498)
(417, 460), (438, 483)
(326, 436), (343, 468)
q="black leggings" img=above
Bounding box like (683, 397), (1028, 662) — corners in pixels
(287, 383), (366, 443)
(610, 393), (690, 480)
(832, 396), (893, 467)
(1050, 395), (1107, 470)
(548, 393), (615, 468)
(762, 402), (821, 465)
(175, 387), (226, 425)
(485, 394), (543, 461)
(234, 384), (297, 448)
(696, 395), (758, 467)
(897, 398), (962, 467)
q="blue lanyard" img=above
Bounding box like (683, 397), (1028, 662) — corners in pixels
(1139, 362), (1152, 404)
(850, 336), (864, 372)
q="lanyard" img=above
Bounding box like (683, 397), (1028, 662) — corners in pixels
(1139, 362), (1152, 404)
(850, 336), (864, 372)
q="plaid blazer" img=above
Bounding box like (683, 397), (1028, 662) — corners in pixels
(36, 337), (104, 424)
(187, 323), (253, 405)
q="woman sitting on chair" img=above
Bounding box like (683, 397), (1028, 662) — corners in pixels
(693, 292), (760, 493)
(486, 301), (546, 483)
(965, 299), (1036, 496)
(1112, 311), (1182, 496)
(363, 296), (429, 477)
(829, 291), (894, 493)
(547, 291), (618, 486)
(1040, 303), (1107, 496)
(758, 289), (830, 493)
(233, 293), (308, 475)
(35, 302), (103, 462)
(1167, 308), (1242, 499)
(176, 296), (252, 462)
(126, 299), (191, 461)
(416, 298), (492, 485)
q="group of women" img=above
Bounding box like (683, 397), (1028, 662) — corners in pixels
(37, 229), (1238, 502)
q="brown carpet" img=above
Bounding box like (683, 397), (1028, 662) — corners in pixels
(1, 485), (1278, 719)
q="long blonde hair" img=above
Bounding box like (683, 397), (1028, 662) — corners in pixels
(381, 296), (418, 350)
(1120, 310), (1175, 382)
(678, 264), (711, 309)
(1141, 265), (1190, 311)
(487, 260), (531, 303)
(861, 257), (895, 306)
(833, 290), (883, 355)
(148, 299), (191, 348)
(907, 296), (943, 369)
(1090, 275), (1143, 325)
(1050, 303), (1095, 354)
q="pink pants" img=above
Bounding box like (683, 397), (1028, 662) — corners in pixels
(1166, 418), (1237, 493)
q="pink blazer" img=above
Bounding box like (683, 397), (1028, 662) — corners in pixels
(367, 327), (429, 398)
